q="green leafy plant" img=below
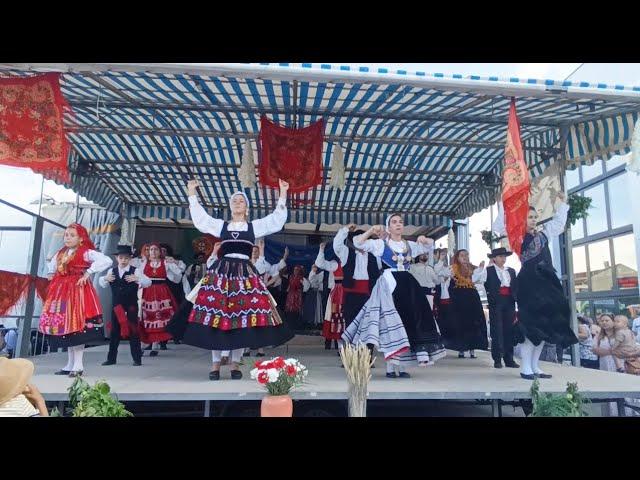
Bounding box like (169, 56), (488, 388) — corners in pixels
(63, 377), (132, 417)
(480, 230), (500, 248)
(49, 406), (62, 417)
(530, 379), (589, 417)
(567, 194), (592, 227)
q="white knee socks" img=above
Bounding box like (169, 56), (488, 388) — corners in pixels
(519, 339), (535, 375)
(211, 350), (222, 363)
(532, 340), (546, 375)
(71, 345), (85, 372)
(230, 348), (244, 364)
(63, 348), (75, 371)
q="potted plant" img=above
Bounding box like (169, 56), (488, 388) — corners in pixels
(529, 379), (589, 417)
(51, 377), (133, 417)
(250, 356), (308, 417)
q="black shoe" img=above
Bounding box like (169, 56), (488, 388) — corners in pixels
(324, 340), (332, 350)
(144, 345), (152, 351)
(256, 352), (265, 357)
(133, 361), (142, 366)
(386, 372), (397, 378)
(398, 372), (411, 378)
(209, 370), (220, 381)
(160, 344), (168, 351)
(102, 360), (116, 366)
(494, 360), (503, 369)
(470, 353), (477, 359)
(535, 373), (552, 379)
(54, 369), (71, 375)
(243, 351), (251, 357)
(520, 373), (536, 380)
(68, 370), (83, 378)
(230, 370), (243, 380)
(504, 360), (520, 368)
(149, 351), (159, 357)
(458, 352), (465, 358)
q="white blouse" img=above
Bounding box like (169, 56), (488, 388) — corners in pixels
(98, 266), (152, 289)
(332, 227), (381, 280)
(47, 248), (112, 276)
(493, 201), (569, 240)
(139, 260), (183, 284)
(314, 249), (338, 289)
(254, 257), (286, 277)
(353, 237), (433, 262)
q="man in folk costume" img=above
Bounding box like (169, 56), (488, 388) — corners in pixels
(99, 245), (151, 367)
(477, 247), (519, 369)
(314, 242), (344, 351)
(39, 224), (112, 377)
(342, 215), (446, 378)
(183, 179), (294, 380)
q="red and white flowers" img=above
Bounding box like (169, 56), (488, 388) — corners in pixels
(250, 357), (308, 396)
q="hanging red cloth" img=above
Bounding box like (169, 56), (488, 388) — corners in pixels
(0, 271), (31, 316)
(0, 73), (70, 183)
(259, 116), (324, 194)
(502, 98), (530, 256)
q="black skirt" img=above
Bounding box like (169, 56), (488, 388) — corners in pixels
(514, 261), (578, 348)
(443, 286), (488, 352)
(166, 301), (193, 341)
(46, 317), (104, 348)
(391, 271), (443, 356)
(343, 291), (369, 328)
(182, 322), (294, 351)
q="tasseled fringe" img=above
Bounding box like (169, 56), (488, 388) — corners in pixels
(329, 144), (346, 190)
(238, 140), (257, 189)
(447, 228), (456, 252)
(629, 118), (640, 175)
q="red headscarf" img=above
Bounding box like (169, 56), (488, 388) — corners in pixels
(67, 223), (96, 250)
(147, 243), (163, 259)
(54, 223), (96, 274)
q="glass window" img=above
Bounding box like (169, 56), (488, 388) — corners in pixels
(593, 298), (617, 317)
(584, 184), (608, 236)
(571, 218), (585, 241)
(613, 234), (638, 290)
(582, 160), (603, 182)
(588, 240), (613, 292)
(565, 167), (580, 191)
(575, 300), (592, 319)
(573, 246), (588, 293)
(605, 155), (629, 171)
(0, 230), (31, 273)
(608, 173), (633, 229)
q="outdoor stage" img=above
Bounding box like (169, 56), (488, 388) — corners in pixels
(29, 336), (640, 417)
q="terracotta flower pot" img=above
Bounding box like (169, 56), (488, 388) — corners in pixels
(261, 394), (293, 417)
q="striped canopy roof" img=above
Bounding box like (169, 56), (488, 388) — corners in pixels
(1, 63), (639, 233)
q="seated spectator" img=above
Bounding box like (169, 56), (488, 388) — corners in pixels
(5, 328), (17, 359)
(0, 357), (49, 417)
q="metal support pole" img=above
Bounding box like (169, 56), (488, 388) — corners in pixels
(491, 399), (502, 417)
(204, 400), (211, 417)
(617, 399), (627, 417)
(16, 215), (44, 358)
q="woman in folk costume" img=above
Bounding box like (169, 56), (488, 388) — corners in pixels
(285, 265), (310, 329)
(439, 249), (488, 358)
(182, 179), (294, 380)
(138, 243), (182, 356)
(39, 223), (112, 377)
(314, 242), (345, 350)
(342, 214), (446, 378)
(303, 264), (324, 327)
(492, 192), (577, 379)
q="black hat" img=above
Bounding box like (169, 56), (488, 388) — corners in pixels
(347, 229), (366, 241)
(488, 247), (512, 259)
(112, 245), (134, 256)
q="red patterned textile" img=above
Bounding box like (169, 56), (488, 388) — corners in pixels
(0, 271), (51, 316)
(259, 116), (324, 194)
(0, 73), (70, 182)
(502, 99), (530, 256)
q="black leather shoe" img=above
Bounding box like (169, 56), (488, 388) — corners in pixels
(386, 372), (397, 378)
(520, 373), (536, 380)
(504, 360), (520, 368)
(102, 360), (116, 366)
(54, 369), (71, 375)
(132, 361), (142, 366)
(494, 360), (503, 369)
(535, 373), (552, 379)
(209, 370), (220, 381)
(398, 372), (411, 379)
(160, 344), (168, 351)
(470, 353), (477, 359)
(149, 351), (159, 357)
(230, 370), (243, 380)
(243, 351), (251, 357)
(256, 352), (265, 357)
(68, 370), (83, 378)
(458, 352), (465, 358)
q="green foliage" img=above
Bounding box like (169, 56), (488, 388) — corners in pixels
(480, 230), (500, 248)
(530, 379), (589, 417)
(64, 377), (132, 417)
(567, 194), (592, 227)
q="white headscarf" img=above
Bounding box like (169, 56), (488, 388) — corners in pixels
(385, 214), (402, 233)
(229, 192), (250, 218)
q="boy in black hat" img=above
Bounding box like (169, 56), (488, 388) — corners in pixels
(480, 247), (519, 369)
(99, 245), (151, 366)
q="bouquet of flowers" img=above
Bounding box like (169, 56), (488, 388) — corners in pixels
(250, 356), (308, 396)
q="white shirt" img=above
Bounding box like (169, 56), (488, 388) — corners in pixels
(4, 329), (17, 351)
(477, 264), (511, 287)
(308, 270), (324, 291)
(99, 265), (151, 289)
(434, 261), (451, 299)
(47, 248), (112, 276)
(493, 201), (569, 240)
(315, 249), (338, 289)
(632, 317), (640, 342)
(409, 262), (440, 289)
(354, 236), (433, 268)
(0, 395), (39, 417)
(333, 227), (381, 280)
(188, 195), (287, 260)
(137, 260), (183, 284)
(254, 256), (286, 277)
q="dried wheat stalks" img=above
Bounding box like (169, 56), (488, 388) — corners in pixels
(340, 343), (372, 417)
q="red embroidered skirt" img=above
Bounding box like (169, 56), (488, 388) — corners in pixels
(322, 283), (345, 341)
(39, 273), (103, 347)
(139, 282), (176, 343)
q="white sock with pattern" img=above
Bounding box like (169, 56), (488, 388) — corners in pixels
(519, 339), (534, 375)
(71, 345), (84, 372)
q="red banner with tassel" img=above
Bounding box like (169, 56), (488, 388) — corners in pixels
(0, 270), (50, 316)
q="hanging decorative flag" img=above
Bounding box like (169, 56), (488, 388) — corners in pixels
(0, 73), (70, 183)
(238, 139), (257, 188)
(259, 116), (324, 194)
(0, 270), (50, 316)
(502, 98), (530, 256)
(629, 118), (640, 175)
(329, 144), (346, 190)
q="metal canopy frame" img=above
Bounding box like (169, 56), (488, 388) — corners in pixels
(0, 62), (638, 228)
